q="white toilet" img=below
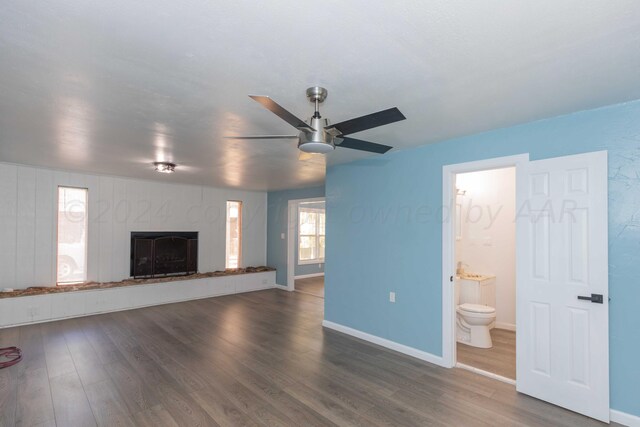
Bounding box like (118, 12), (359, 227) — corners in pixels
(456, 275), (496, 348)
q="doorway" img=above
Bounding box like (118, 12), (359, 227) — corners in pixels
(442, 154), (527, 379)
(453, 166), (517, 381)
(286, 197), (325, 296)
(441, 152), (611, 422)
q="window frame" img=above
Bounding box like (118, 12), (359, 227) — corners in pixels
(297, 206), (325, 265)
(225, 200), (243, 269)
(56, 185), (89, 285)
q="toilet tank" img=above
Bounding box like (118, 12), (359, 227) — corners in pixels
(457, 276), (496, 307)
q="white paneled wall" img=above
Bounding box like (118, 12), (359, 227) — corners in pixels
(0, 163), (267, 289)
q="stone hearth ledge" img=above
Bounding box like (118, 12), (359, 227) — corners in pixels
(0, 266), (275, 299)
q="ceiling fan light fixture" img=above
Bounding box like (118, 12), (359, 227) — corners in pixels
(154, 161), (176, 173)
(298, 141), (335, 153)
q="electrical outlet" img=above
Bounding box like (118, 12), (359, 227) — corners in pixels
(389, 292), (396, 303)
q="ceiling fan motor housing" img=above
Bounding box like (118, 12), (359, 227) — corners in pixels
(298, 117), (336, 153)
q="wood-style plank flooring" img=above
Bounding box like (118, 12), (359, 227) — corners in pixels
(457, 328), (516, 379)
(0, 289), (615, 426)
(295, 276), (324, 298)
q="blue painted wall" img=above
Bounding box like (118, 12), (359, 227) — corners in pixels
(267, 186), (325, 285)
(324, 100), (640, 416)
(296, 260), (325, 277)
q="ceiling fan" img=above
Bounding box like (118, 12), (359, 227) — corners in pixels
(225, 87), (406, 158)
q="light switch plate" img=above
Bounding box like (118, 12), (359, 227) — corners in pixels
(281, 233), (285, 240)
(389, 292), (396, 303)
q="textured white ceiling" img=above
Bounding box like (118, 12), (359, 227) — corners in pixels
(1, 1), (639, 191)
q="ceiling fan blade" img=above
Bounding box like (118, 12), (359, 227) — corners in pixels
(336, 137), (393, 154)
(325, 107), (405, 136)
(224, 135), (298, 140)
(249, 95), (314, 132)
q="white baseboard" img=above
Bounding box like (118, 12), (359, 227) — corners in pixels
(274, 284), (293, 291)
(611, 409), (640, 427)
(495, 322), (516, 331)
(322, 320), (446, 368)
(294, 272), (325, 279)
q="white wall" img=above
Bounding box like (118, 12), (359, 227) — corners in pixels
(0, 162), (267, 289)
(455, 167), (516, 329)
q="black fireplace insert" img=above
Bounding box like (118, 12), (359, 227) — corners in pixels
(130, 232), (198, 278)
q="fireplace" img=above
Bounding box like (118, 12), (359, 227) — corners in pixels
(130, 232), (198, 278)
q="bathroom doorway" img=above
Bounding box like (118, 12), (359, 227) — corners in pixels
(442, 152), (611, 421)
(441, 154), (527, 384)
(453, 166), (517, 380)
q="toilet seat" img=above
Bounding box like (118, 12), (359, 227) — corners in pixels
(458, 303), (495, 315)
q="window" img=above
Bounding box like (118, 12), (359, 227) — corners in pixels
(298, 203), (325, 264)
(57, 187), (88, 284)
(225, 201), (242, 269)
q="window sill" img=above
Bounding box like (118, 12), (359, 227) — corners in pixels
(298, 259), (325, 266)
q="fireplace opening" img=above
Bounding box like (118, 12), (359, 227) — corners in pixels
(130, 232), (198, 278)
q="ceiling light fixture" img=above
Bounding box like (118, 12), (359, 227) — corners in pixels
(154, 161), (176, 173)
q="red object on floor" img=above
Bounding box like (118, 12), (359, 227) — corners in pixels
(0, 346), (22, 368)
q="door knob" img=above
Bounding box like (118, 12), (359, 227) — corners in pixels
(577, 293), (603, 304)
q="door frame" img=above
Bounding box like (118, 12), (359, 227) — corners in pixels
(286, 197), (326, 291)
(441, 154), (529, 369)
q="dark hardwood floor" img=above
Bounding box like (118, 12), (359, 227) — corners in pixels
(457, 328), (516, 380)
(295, 276), (324, 298)
(0, 289), (615, 426)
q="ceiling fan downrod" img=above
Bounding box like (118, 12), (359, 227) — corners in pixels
(306, 86), (327, 119)
(300, 86), (335, 153)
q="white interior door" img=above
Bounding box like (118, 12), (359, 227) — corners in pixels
(516, 151), (609, 422)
